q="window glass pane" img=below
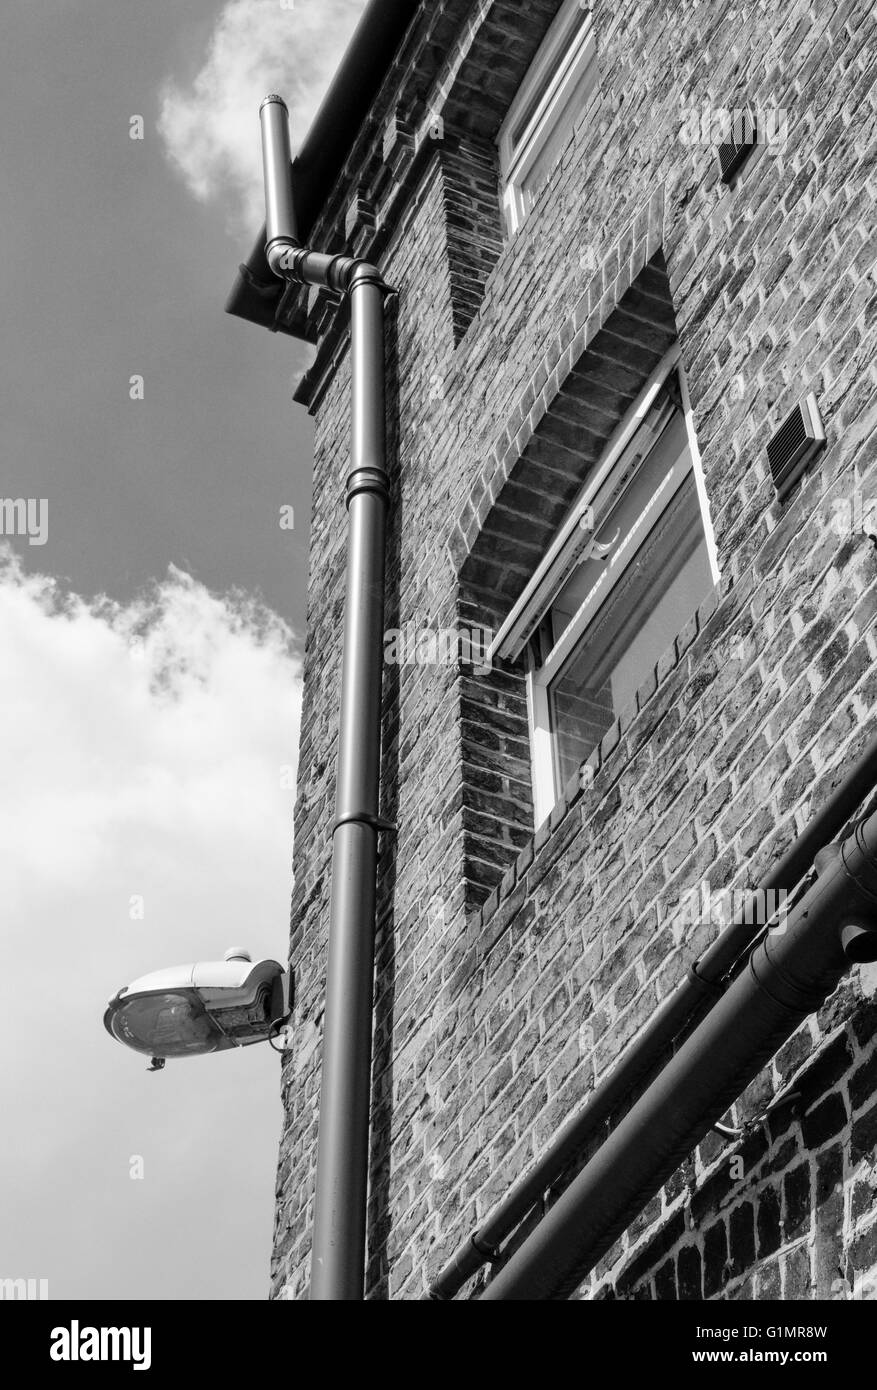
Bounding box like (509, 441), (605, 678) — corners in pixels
(111, 993), (224, 1057)
(517, 43), (598, 215)
(545, 407), (713, 787)
(510, 17), (595, 153)
(550, 407), (691, 641)
(549, 480), (712, 785)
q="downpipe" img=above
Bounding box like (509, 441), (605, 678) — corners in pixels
(479, 807), (877, 1300)
(260, 95), (393, 1301)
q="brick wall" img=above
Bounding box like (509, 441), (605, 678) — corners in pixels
(271, 0), (877, 1300)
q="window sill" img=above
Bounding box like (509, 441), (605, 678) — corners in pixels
(474, 573), (734, 949)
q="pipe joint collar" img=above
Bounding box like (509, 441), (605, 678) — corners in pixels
(748, 949), (835, 1017)
(841, 817), (877, 906)
(260, 93), (288, 114)
(347, 261), (387, 293)
(346, 467), (390, 508)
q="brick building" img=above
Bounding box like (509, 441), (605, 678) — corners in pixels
(229, 0), (877, 1299)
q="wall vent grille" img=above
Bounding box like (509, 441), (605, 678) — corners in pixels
(766, 392), (826, 501)
(717, 110), (757, 183)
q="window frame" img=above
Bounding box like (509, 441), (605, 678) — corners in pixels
(498, 0), (598, 235)
(521, 351), (720, 824)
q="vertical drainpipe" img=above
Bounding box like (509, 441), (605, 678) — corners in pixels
(260, 95), (392, 1301)
(311, 266), (390, 1300)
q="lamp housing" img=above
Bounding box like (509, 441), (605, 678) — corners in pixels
(104, 949), (290, 1065)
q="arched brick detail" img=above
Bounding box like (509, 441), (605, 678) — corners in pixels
(456, 189), (685, 903)
(451, 185), (668, 594)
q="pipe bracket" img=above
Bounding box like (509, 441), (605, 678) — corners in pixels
(687, 961), (725, 998)
(238, 263), (282, 299)
(332, 811), (397, 836)
(471, 1234), (501, 1264)
(273, 276), (302, 333)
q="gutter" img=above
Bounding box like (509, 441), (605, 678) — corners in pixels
(428, 731), (877, 1299)
(481, 801), (877, 1298)
(260, 95), (394, 1301)
(226, 0), (420, 338)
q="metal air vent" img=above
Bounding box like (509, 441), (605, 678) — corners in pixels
(717, 110), (757, 183)
(766, 392), (826, 501)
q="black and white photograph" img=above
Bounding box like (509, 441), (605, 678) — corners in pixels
(3, 0), (877, 1355)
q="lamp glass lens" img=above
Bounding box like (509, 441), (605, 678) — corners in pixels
(112, 992), (224, 1057)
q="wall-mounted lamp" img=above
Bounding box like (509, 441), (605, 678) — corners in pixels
(104, 949), (292, 1072)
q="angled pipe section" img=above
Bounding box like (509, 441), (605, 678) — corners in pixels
(480, 806), (877, 1300)
(261, 94), (392, 1301)
(260, 96), (360, 291)
(428, 730), (877, 1299)
(260, 95), (300, 262)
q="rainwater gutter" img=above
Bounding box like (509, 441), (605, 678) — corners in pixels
(480, 800), (877, 1298)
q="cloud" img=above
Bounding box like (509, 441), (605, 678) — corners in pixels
(158, 0), (367, 233)
(0, 549), (303, 1298)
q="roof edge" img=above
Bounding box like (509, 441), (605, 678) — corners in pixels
(225, 0), (421, 335)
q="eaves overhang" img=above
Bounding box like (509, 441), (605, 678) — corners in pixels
(225, 0), (569, 354)
(224, 0), (421, 338)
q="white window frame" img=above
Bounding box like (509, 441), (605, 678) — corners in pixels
(498, 0), (598, 235)
(497, 349), (720, 825)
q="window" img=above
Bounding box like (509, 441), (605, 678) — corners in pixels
(490, 348), (719, 824)
(498, 0), (599, 235)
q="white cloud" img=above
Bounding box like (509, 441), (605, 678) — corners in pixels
(158, 0), (367, 233)
(0, 549), (303, 1298)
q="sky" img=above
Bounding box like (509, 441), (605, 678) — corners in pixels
(0, 0), (366, 1300)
